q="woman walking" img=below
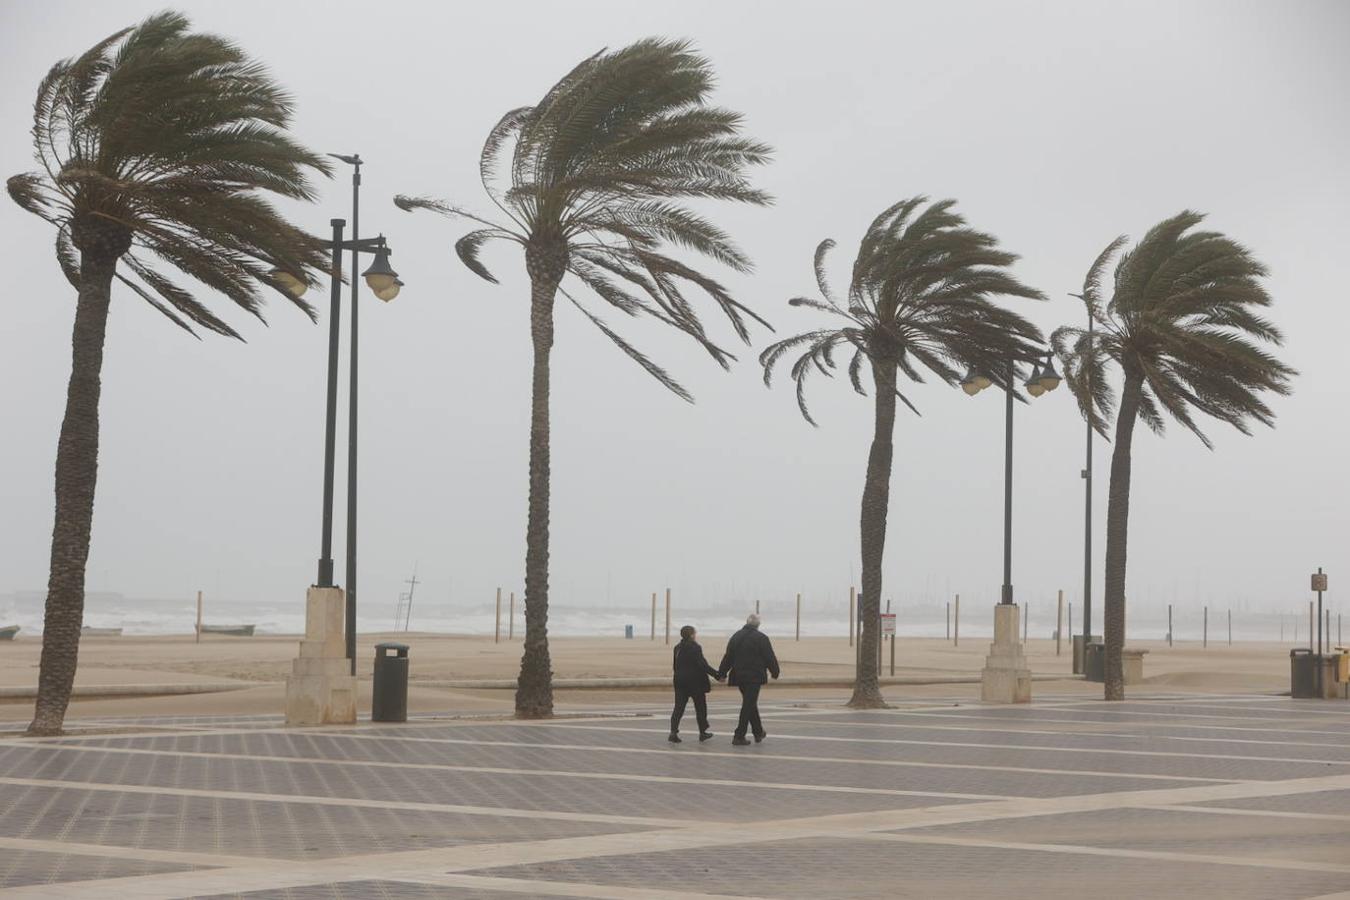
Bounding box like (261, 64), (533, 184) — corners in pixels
(670, 626), (722, 743)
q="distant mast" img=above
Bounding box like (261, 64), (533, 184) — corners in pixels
(394, 564), (420, 631)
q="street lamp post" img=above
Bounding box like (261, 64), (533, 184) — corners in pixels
(962, 351), (1059, 703)
(270, 157), (402, 677)
(1069, 294), (1094, 658)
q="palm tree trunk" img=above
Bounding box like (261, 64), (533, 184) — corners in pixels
(849, 358), (896, 708)
(27, 252), (117, 736)
(1102, 370), (1143, 702)
(516, 245), (565, 718)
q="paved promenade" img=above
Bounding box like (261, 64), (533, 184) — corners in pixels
(0, 692), (1348, 898)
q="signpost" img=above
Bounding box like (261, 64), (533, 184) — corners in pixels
(1312, 569), (1328, 696)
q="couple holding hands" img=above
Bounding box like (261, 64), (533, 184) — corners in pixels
(670, 613), (781, 746)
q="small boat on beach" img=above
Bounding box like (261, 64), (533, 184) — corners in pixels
(0, 625), (18, 641)
(81, 626), (123, 636)
(199, 624), (256, 637)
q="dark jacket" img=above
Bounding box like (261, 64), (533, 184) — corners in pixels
(673, 639), (719, 694)
(718, 625), (780, 686)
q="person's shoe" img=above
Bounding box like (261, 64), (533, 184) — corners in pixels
(731, 735), (752, 746)
(699, 731), (715, 742)
(753, 731), (766, 743)
(668, 733), (681, 743)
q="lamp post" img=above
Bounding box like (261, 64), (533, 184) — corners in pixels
(270, 156), (402, 677)
(1068, 294), (1094, 655)
(962, 351), (1058, 704)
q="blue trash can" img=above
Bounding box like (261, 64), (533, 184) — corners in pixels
(624, 625), (634, 639)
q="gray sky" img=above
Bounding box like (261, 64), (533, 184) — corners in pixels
(1, 0), (1347, 628)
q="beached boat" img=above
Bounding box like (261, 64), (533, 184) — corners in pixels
(80, 626), (123, 636)
(199, 624), (256, 636)
(0, 625), (18, 641)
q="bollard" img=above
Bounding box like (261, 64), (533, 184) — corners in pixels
(372, 642), (409, 723)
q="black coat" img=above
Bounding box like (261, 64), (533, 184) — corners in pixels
(673, 639), (719, 694)
(718, 625), (780, 686)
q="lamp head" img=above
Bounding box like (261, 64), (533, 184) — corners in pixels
(1038, 356), (1062, 392)
(362, 241), (398, 294)
(1024, 362), (1045, 398)
(960, 368), (985, 396)
(374, 278), (403, 302)
(269, 268), (308, 299)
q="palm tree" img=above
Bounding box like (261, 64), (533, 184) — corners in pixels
(7, 13), (330, 735)
(762, 198), (1044, 707)
(395, 39), (771, 718)
(1053, 212), (1295, 700)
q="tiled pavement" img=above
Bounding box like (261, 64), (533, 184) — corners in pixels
(0, 693), (1347, 898)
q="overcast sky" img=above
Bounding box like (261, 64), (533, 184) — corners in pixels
(1, 0), (1346, 629)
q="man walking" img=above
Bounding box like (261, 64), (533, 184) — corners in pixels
(718, 613), (780, 745)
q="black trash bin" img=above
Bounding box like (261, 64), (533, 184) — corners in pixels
(372, 642), (409, 722)
(1084, 642), (1105, 683)
(1290, 648), (1316, 699)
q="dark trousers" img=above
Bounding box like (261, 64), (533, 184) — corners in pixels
(671, 689), (709, 734)
(735, 682), (764, 738)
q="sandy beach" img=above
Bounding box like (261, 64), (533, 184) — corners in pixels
(0, 631), (1309, 723)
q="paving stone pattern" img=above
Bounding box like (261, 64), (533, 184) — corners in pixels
(0, 692), (1345, 898)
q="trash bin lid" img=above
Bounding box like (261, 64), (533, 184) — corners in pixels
(375, 642), (409, 656)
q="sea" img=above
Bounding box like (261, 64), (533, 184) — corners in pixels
(0, 590), (1332, 644)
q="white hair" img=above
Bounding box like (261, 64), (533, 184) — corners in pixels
(746, 613), (761, 627)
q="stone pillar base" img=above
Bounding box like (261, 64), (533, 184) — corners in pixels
(285, 586), (356, 725)
(981, 603), (1031, 704)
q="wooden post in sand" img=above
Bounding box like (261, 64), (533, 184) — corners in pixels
(954, 594), (960, 647)
(1024, 603), (1029, 643)
(1203, 606), (1208, 648)
(946, 601), (951, 641)
(665, 588), (671, 645)
(1056, 590), (1063, 656)
(796, 593), (801, 641)
(650, 592), (656, 641)
(849, 587), (856, 647)
(509, 592), (515, 640)
(196, 591), (203, 644)
(494, 588), (501, 644)
(1229, 609), (1232, 646)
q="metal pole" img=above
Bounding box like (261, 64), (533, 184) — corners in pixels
(849, 586), (855, 647)
(1203, 606), (1208, 648)
(1168, 604), (1173, 647)
(509, 591), (515, 640)
(890, 619), (896, 675)
(316, 219), (344, 587)
(1228, 609), (1232, 646)
(494, 588), (501, 644)
(954, 594), (960, 647)
(1083, 311), (1093, 645)
(1309, 600), (1314, 651)
(665, 588), (671, 646)
(195, 591), (203, 644)
(1002, 357), (1014, 605)
(650, 592), (656, 640)
(1317, 567), (1324, 656)
(344, 157), (362, 677)
(1055, 590), (1063, 656)
(946, 601), (951, 642)
(796, 593), (801, 641)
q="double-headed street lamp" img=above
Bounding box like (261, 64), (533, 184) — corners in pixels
(271, 154), (402, 676)
(961, 351), (1061, 607)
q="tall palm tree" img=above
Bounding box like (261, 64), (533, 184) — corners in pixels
(1053, 211), (1295, 700)
(396, 39), (771, 718)
(762, 198), (1044, 707)
(7, 12), (330, 735)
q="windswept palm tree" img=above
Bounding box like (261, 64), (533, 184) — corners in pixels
(396, 39), (772, 718)
(1053, 212), (1295, 700)
(7, 12), (330, 735)
(762, 198), (1043, 707)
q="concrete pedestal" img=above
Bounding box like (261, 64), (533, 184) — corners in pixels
(981, 603), (1032, 704)
(285, 586), (356, 725)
